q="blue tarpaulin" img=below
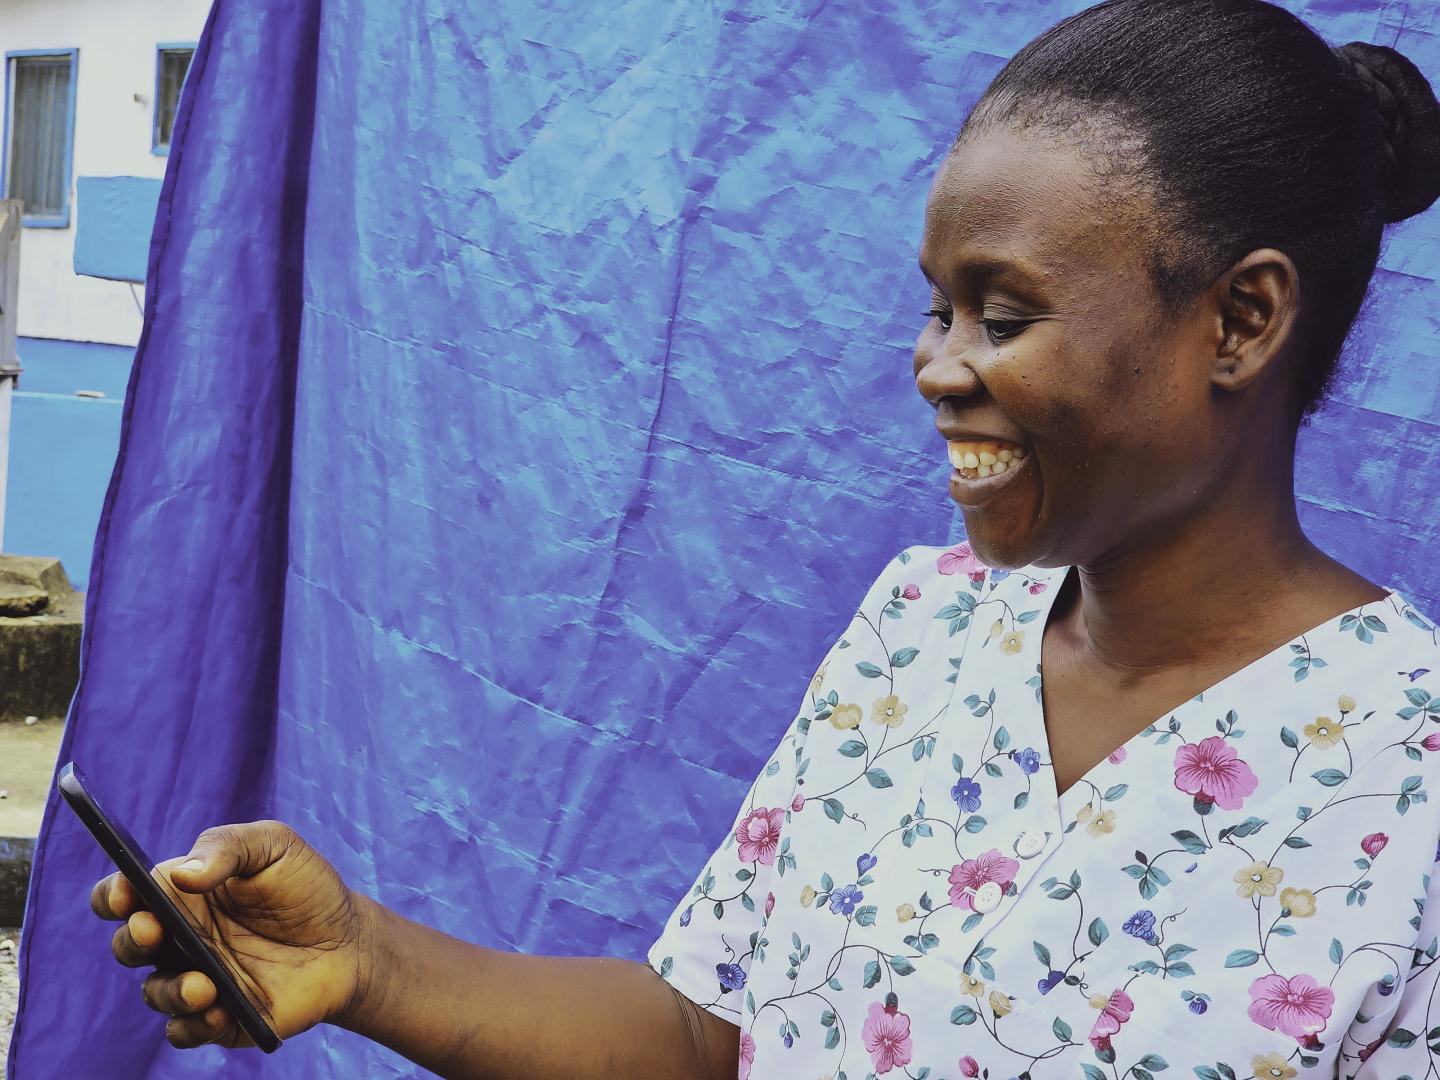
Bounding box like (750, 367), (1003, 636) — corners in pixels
(9, 0), (1440, 1076)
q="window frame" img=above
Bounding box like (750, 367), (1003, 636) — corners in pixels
(1, 48), (79, 229)
(152, 42), (196, 157)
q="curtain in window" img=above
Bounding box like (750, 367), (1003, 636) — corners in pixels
(8, 56), (71, 218)
(156, 50), (192, 148)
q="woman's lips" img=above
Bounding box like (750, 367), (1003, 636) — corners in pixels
(947, 441), (1032, 507)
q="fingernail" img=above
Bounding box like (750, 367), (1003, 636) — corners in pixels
(179, 975), (197, 1007)
(179, 858), (205, 873)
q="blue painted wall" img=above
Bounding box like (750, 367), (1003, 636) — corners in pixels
(6, 336), (131, 589)
(73, 176), (163, 283)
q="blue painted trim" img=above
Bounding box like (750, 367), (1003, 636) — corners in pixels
(151, 42), (196, 157)
(2, 48), (78, 228)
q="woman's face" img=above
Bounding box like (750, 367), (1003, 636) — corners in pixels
(914, 124), (1244, 570)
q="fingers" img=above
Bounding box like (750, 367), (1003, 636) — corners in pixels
(169, 820), (300, 894)
(111, 910), (166, 968)
(164, 1006), (237, 1049)
(90, 872), (139, 921)
(141, 970), (217, 1016)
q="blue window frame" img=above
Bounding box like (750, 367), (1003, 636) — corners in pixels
(2, 49), (78, 229)
(152, 43), (196, 156)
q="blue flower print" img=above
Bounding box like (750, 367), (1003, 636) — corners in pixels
(1189, 997), (1208, 1014)
(1014, 747), (1041, 775)
(715, 962), (746, 993)
(951, 778), (982, 812)
(829, 884), (864, 916)
(989, 569), (1011, 582)
(1037, 969), (1065, 994)
(1123, 910), (1156, 940)
(679, 906), (692, 928)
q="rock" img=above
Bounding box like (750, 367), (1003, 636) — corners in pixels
(0, 557), (82, 722)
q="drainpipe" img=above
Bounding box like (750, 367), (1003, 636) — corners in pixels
(0, 200), (21, 551)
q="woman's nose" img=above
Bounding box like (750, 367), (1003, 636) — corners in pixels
(913, 337), (983, 406)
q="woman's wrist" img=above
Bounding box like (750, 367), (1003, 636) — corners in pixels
(329, 890), (393, 1037)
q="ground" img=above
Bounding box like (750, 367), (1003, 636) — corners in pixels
(0, 716), (65, 1064)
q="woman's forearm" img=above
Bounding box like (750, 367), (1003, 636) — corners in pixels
(336, 894), (738, 1080)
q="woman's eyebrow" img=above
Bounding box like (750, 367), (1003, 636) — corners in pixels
(919, 253), (1046, 289)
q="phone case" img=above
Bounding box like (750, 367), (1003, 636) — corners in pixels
(57, 762), (283, 1053)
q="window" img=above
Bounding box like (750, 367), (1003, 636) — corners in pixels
(153, 45), (195, 155)
(3, 50), (77, 228)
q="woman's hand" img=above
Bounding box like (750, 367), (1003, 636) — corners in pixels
(90, 820), (375, 1049)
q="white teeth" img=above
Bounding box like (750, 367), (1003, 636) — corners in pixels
(978, 451), (997, 466)
(997, 449), (1013, 463)
(977, 463), (991, 477)
(962, 451), (979, 469)
(948, 444), (965, 469)
(992, 459), (1008, 474)
(1013, 446), (1026, 459)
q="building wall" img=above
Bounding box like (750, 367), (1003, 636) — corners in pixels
(1, 0), (211, 345)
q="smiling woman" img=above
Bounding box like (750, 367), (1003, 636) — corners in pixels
(86, 1), (1440, 1079)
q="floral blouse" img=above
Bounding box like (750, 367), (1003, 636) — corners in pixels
(648, 543), (1440, 1080)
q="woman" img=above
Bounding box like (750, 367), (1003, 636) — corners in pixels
(90, 0), (1440, 1076)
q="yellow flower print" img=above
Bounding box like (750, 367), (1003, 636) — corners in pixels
(871, 694), (908, 727)
(1303, 716), (1345, 749)
(1087, 993), (1111, 1009)
(999, 629), (1025, 655)
(1085, 808), (1116, 836)
(988, 989), (1013, 1017)
(989, 618), (1004, 639)
(809, 661), (829, 697)
(1251, 1052), (1296, 1079)
(1234, 860), (1284, 899)
(828, 703), (863, 730)
(1074, 802), (1094, 825)
(896, 903), (916, 923)
(1278, 886), (1316, 918)
(1338, 694), (1356, 714)
(799, 885), (816, 908)
(959, 972), (985, 997)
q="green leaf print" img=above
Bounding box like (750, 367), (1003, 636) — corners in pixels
(1224, 949), (1259, 967)
(890, 647), (919, 668)
(855, 661), (884, 679)
(950, 1004), (977, 1025)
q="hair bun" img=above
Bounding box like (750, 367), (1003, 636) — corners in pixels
(1332, 41), (1440, 223)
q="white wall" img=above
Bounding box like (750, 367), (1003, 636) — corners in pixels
(0, 0), (212, 345)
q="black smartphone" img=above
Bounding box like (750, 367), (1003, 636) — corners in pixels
(57, 761), (282, 1053)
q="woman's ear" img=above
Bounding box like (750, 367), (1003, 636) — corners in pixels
(1210, 247), (1301, 392)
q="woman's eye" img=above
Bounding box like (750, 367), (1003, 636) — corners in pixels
(922, 308), (953, 332)
(983, 318), (1027, 343)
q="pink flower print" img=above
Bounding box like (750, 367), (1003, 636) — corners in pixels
(1087, 988), (1134, 1049)
(735, 807), (784, 865)
(937, 542), (987, 579)
(791, 793), (805, 813)
(959, 1056), (980, 1077)
(1107, 745), (1128, 764)
(1361, 831), (1389, 858)
(1423, 733), (1440, 751)
(764, 891), (775, 918)
(862, 998), (913, 1074)
(947, 849), (1020, 910)
(1028, 581), (1047, 594)
(1247, 973), (1335, 1036)
(738, 1032), (755, 1080)
(902, 584), (921, 600)
(1173, 735), (1259, 810)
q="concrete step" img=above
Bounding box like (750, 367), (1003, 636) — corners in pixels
(0, 717), (64, 925)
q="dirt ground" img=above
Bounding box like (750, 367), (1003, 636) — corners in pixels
(0, 716), (64, 836)
(1, 927), (18, 1071)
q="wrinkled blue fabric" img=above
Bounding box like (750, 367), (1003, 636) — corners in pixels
(10, 0), (1439, 1076)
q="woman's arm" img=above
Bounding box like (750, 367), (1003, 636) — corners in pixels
(93, 820), (737, 1080)
(341, 893), (738, 1080)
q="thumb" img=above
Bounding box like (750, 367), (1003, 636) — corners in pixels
(169, 821), (296, 893)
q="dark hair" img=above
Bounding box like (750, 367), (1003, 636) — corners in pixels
(958, 0), (1440, 417)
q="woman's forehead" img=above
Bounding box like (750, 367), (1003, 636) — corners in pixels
(920, 127), (1154, 291)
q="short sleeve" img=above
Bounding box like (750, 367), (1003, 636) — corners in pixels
(645, 546), (923, 1022)
(1346, 858), (1440, 1076)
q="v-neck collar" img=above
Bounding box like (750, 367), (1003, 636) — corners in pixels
(1013, 564), (1406, 826)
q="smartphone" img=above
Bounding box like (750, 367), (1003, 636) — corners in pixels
(57, 761), (282, 1053)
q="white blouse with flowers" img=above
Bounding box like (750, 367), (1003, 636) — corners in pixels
(648, 543), (1440, 1080)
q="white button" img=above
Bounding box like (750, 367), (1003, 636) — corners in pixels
(1015, 830), (1046, 858)
(971, 881), (1002, 913)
